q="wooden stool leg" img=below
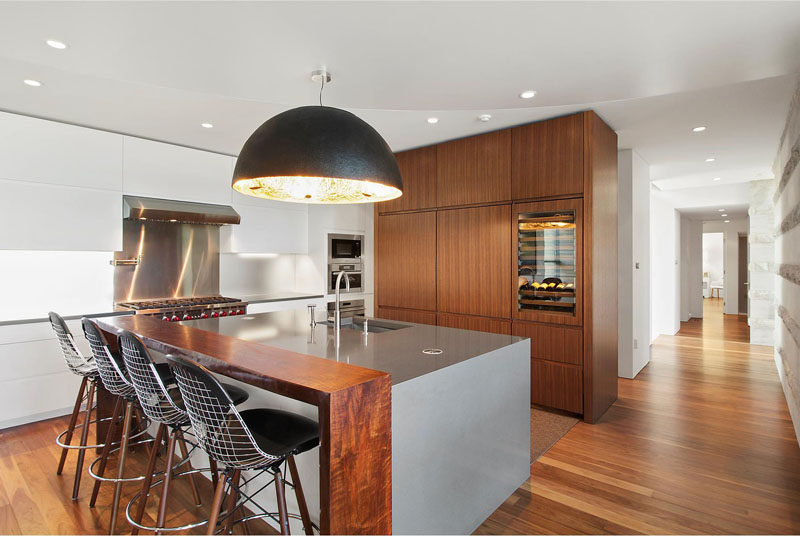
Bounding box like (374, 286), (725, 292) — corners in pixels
(58, 376), (87, 475)
(209, 458), (219, 489)
(90, 395), (123, 507)
(130, 423), (166, 535)
(206, 470), (228, 536)
(72, 379), (96, 500)
(109, 400), (134, 535)
(155, 428), (178, 530)
(274, 468), (290, 535)
(287, 456), (313, 535)
(176, 429), (202, 506)
(223, 469), (241, 534)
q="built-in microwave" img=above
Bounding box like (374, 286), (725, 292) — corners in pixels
(328, 233), (363, 262)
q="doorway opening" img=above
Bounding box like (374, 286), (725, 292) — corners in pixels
(702, 232), (724, 319)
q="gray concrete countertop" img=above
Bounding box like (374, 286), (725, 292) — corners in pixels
(239, 291), (324, 304)
(180, 309), (525, 385)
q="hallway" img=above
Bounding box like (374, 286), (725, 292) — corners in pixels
(478, 300), (800, 534)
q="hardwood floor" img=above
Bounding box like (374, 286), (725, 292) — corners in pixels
(0, 416), (274, 534)
(1, 297), (797, 534)
(477, 298), (800, 534)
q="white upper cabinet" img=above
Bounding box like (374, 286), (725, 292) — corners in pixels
(0, 111), (123, 190)
(221, 191), (309, 254)
(122, 137), (233, 205)
(0, 179), (122, 251)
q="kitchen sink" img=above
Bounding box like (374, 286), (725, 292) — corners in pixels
(321, 317), (411, 334)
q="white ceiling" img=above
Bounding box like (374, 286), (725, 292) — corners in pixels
(0, 1), (797, 194)
(679, 204), (749, 223)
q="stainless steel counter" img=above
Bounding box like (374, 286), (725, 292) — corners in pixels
(179, 309), (524, 385)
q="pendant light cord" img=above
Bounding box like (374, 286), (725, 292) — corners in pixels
(319, 75), (325, 106)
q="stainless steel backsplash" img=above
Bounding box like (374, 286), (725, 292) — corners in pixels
(113, 219), (220, 303)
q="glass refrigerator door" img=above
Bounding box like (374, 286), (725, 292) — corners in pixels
(517, 210), (577, 316)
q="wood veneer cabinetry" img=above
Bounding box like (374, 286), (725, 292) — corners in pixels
(512, 113), (584, 200)
(436, 129), (511, 207)
(375, 211), (436, 311)
(376, 306), (437, 325)
(377, 146), (437, 214)
(437, 205), (511, 318)
(437, 313), (511, 335)
(374, 110), (617, 423)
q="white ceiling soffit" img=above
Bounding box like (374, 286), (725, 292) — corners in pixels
(0, 1), (797, 189)
(654, 181), (751, 212)
(679, 204), (749, 222)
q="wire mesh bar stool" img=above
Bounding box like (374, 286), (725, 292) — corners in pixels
(118, 329), (250, 534)
(81, 318), (159, 534)
(167, 354), (319, 536)
(48, 311), (111, 501)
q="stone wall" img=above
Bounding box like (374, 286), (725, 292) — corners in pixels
(773, 75), (800, 444)
(749, 179), (776, 344)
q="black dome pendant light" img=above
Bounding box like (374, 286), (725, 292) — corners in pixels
(232, 69), (403, 204)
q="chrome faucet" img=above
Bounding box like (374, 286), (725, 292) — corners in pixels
(333, 270), (351, 331)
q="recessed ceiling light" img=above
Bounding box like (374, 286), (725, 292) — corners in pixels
(478, 114), (492, 122)
(519, 90), (537, 99)
(23, 79), (42, 87)
(200, 122), (214, 129)
(692, 126), (707, 132)
(724, 220), (731, 223)
(705, 157), (716, 162)
(426, 117), (439, 124)
(718, 208), (725, 212)
(721, 213), (728, 217)
(46, 39), (67, 50)
(712, 177), (721, 181)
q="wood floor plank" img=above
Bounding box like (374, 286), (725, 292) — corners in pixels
(477, 298), (800, 534)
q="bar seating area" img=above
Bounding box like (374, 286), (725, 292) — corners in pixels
(49, 313), (318, 535)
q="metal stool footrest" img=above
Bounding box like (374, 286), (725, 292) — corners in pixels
(55, 414), (118, 451)
(124, 466), (216, 532)
(87, 433), (156, 484)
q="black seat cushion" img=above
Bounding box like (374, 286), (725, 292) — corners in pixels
(240, 408), (320, 459)
(220, 383), (249, 406)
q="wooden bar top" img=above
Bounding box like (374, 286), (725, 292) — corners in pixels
(95, 314), (388, 405)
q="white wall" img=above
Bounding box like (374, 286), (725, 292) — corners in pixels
(650, 186), (681, 340)
(618, 150), (651, 378)
(703, 218), (748, 314)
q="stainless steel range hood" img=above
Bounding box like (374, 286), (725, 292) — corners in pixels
(123, 195), (240, 225)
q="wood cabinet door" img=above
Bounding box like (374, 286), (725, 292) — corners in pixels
(531, 359), (583, 413)
(375, 211), (437, 311)
(437, 205), (511, 318)
(377, 306), (437, 325)
(378, 146), (437, 214)
(436, 130), (511, 207)
(512, 321), (582, 366)
(512, 113), (584, 200)
(437, 313), (511, 335)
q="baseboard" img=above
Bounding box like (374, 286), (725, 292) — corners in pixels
(0, 406), (72, 430)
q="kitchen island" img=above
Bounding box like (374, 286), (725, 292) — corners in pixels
(96, 309), (530, 534)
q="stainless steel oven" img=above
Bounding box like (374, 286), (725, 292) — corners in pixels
(328, 262), (363, 294)
(328, 233), (363, 262)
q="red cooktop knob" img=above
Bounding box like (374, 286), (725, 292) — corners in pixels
(162, 316), (170, 322)
(201, 313), (209, 319)
(211, 311), (219, 318)
(220, 310), (228, 317)
(170, 315), (180, 322)
(237, 309), (244, 315)
(182, 314), (192, 320)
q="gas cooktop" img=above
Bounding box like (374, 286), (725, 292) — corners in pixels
(116, 296), (247, 321)
(117, 296), (242, 310)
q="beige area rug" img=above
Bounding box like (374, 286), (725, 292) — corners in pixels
(532, 407), (579, 462)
